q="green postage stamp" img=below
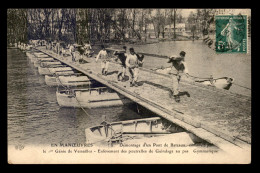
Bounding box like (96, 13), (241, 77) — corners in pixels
(215, 15), (247, 53)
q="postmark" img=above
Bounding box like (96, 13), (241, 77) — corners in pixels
(215, 15), (247, 53)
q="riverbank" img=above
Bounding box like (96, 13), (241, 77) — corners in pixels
(91, 34), (202, 47)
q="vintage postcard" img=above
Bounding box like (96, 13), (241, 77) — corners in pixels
(7, 8), (251, 164)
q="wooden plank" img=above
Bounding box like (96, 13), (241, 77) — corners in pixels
(136, 52), (170, 59)
(106, 48), (125, 53)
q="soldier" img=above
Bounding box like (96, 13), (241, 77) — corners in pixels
(83, 42), (93, 57)
(114, 46), (127, 81)
(96, 45), (110, 76)
(56, 41), (60, 55)
(168, 51), (189, 102)
(69, 44), (76, 62)
(125, 48), (139, 87)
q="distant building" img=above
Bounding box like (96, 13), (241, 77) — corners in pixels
(163, 23), (186, 38)
(164, 23), (186, 33)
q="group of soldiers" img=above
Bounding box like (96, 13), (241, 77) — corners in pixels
(29, 40), (189, 103)
(10, 40), (37, 50)
(16, 39), (189, 103)
(95, 45), (189, 102)
(45, 41), (93, 62)
(96, 45), (144, 88)
(13, 39), (189, 103)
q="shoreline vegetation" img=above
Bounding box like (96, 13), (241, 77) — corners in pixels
(7, 9), (220, 49)
(7, 8), (250, 54)
(87, 34), (207, 47)
(89, 34), (215, 53)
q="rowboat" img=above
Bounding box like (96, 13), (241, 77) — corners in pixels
(49, 66), (73, 74)
(85, 117), (197, 147)
(34, 52), (47, 56)
(38, 66), (73, 75)
(36, 57), (54, 61)
(44, 72), (79, 85)
(55, 71), (76, 76)
(33, 54), (49, 59)
(56, 87), (132, 109)
(41, 61), (62, 67)
(45, 74), (91, 87)
(58, 75), (91, 86)
(26, 49), (42, 56)
(195, 77), (234, 90)
(31, 54), (50, 63)
(38, 65), (66, 75)
(34, 57), (54, 68)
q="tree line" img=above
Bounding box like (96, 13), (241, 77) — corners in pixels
(76, 9), (185, 43)
(7, 8), (216, 45)
(7, 9), (28, 43)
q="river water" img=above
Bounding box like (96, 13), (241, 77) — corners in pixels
(7, 40), (251, 147)
(7, 49), (149, 146)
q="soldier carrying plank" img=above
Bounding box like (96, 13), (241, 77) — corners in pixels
(168, 51), (189, 102)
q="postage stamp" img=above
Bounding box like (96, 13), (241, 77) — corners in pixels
(215, 15), (247, 53)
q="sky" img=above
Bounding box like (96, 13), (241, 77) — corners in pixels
(178, 9), (251, 18)
(180, 9), (197, 18)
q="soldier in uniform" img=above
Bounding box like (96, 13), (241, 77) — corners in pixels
(125, 48), (139, 87)
(114, 46), (127, 81)
(96, 45), (110, 76)
(168, 51), (189, 102)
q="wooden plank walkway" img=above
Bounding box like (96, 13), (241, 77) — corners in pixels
(35, 47), (251, 153)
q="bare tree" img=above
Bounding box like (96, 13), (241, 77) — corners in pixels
(137, 9), (149, 42)
(76, 9), (89, 44)
(7, 9), (28, 43)
(196, 9), (215, 36)
(10, 8), (192, 45)
(172, 9), (177, 39)
(42, 9), (52, 39)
